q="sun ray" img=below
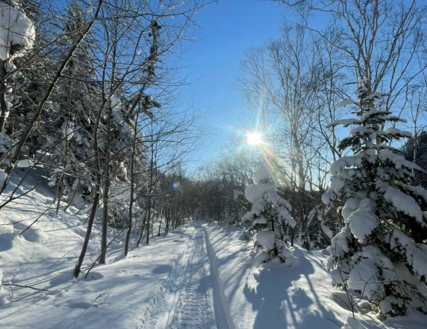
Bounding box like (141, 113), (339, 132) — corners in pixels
(246, 131), (263, 146)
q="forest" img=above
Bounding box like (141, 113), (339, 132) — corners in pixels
(1, 0), (427, 329)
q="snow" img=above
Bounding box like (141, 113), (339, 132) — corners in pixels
(330, 156), (362, 175)
(388, 227), (427, 279)
(347, 198), (379, 242)
(361, 246), (394, 270)
(348, 259), (383, 301)
(335, 99), (358, 109)
(382, 127), (412, 138)
(0, 3), (35, 60)
(254, 166), (273, 183)
(203, 224), (422, 329)
(395, 182), (427, 203)
(256, 230), (275, 250)
(349, 126), (373, 137)
(328, 118), (360, 127)
(322, 187), (336, 204)
(384, 186), (424, 225)
(244, 183), (275, 203)
(321, 222), (333, 239)
(1, 171), (427, 328)
(378, 150), (425, 173)
(341, 317), (367, 329)
(0, 171), (189, 329)
(329, 227), (350, 260)
(16, 159), (34, 168)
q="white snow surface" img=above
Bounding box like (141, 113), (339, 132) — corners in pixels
(244, 183), (275, 203)
(330, 156), (362, 175)
(348, 259), (382, 301)
(384, 186), (424, 225)
(204, 224), (425, 329)
(16, 159), (34, 168)
(1, 172), (427, 328)
(0, 3), (35, 60)
(347, 198), (379, 242)
(341, 317), (367, 329)
(255, 230), (275, 250)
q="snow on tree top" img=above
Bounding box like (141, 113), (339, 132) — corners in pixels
(0, 3), (35, 61)
(254, 166), (273, 183)
(244, 183), (275, 203)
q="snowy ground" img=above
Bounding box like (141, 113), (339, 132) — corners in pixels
(1, 172), (427, 328)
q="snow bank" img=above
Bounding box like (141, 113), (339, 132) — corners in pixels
(0, 171), (191, 329)
(0, 3), (35, 60)
(203, 224), (408, 329)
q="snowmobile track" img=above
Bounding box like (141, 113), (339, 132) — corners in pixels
(139, 224), (233, 329)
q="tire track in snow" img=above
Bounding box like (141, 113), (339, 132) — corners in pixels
(139, 224), (235, 329)
(138, 229), (196, 329)
(168, 227), (216, 329)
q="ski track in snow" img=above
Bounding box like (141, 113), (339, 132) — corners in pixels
(139, 224), (232, 329)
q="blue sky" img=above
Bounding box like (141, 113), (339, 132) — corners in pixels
(180, 0), (288, 166)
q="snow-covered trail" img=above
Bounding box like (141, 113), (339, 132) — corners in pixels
(140, 223), (234, 329)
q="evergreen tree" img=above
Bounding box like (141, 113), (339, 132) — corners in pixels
(323, 79), (427, 317)
(241, 165), (296, 264)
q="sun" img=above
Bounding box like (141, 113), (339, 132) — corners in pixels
(246, 131), (263, 146)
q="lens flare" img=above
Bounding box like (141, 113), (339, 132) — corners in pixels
(246, 131), (263, 146)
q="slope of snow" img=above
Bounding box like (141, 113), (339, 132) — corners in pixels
(1, 172), (427, 328)
(0, 170), (190, 329)
(203, 223), (427, 329)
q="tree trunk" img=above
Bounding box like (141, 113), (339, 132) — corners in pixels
(73, 191), (100, 278)
(124, 114), (138, 256)
(0, 59), (8, 134)
(146, 198), (152, 245)
(164, 205), (170, 237)
(64, 178), (80, 212)
(99, 103), (112, 265)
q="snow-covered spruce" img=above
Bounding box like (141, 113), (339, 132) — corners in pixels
(0, 2), (35, 132)
(0, 2), (35, 61)
(241, 165), (296, 264)
(323, 79), (427, 317)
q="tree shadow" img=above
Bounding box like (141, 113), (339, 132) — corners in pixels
(244, 248), (341, 329)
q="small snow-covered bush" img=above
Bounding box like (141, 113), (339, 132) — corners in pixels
(242, 166), (296, 264)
